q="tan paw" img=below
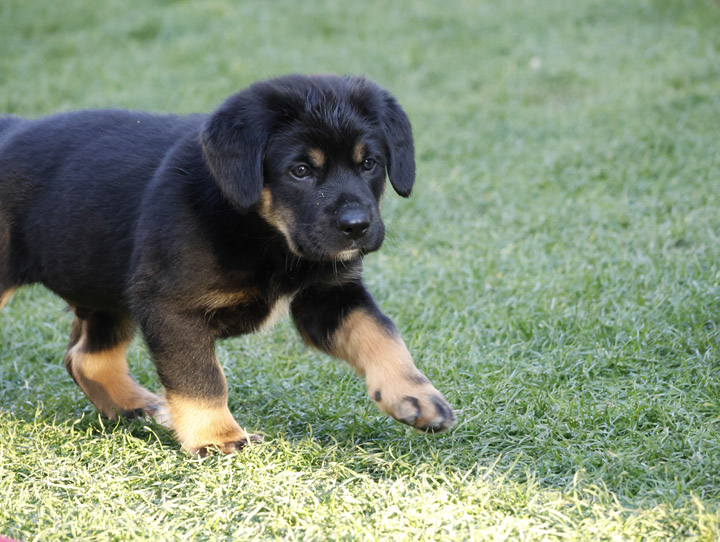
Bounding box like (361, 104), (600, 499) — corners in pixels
(165, 393), (261, 455)
(196, 433), (264, 457)
(369, 371), (455, 432)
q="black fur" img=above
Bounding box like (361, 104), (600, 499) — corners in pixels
(0, 74), (453, 449)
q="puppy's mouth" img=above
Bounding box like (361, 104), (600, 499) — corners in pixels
(289, 221), (385, 261)
(334, 247), (363, 261)
(291, 238), (372, 263)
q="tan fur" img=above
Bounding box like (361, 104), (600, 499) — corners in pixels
(331, 310), (452, 429)
(0, 287), (16, 310)
(165, 391), (258, 454)
(308, 147), (326, 168)
(258, 294), (293, 332)
(334, 248), (362, 261)
(353, 142), (365, 164)
(66, 331), (159, 419)
(258, 188), (300, 255)
(197, 287), (292, 332)
(331, 310), (414, 377)
(195, 289), (257, 312)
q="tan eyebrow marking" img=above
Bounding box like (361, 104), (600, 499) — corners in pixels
(353, 142), (365, 164)
(308, 148), (325, 168)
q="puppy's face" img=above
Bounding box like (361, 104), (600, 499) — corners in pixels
(259, 117), (387, 261)
(201, 75), (415, 262)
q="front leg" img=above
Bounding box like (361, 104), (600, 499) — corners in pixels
(292, 283), (455, 432)
(138, 309), (261, 455)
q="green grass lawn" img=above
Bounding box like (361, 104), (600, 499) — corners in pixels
(2, 0), (720, 539)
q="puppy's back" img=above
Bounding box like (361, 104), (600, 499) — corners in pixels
(0, 110), (205, 308)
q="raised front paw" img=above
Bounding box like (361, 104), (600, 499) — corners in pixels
(369, 371), (455, 432)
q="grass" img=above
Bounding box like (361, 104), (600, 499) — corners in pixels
(2, 0), (720, 539)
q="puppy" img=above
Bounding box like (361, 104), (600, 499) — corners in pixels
(0, 74), (455, 454)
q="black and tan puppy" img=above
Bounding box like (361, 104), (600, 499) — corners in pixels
(0, 74), (455, 454)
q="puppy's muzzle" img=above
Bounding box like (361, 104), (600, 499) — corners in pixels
(336, 205), (370, 241)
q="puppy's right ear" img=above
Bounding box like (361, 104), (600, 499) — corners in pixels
(200, 90), (270, 209)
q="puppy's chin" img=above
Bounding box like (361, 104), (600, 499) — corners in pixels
(334, 248), (363, 262)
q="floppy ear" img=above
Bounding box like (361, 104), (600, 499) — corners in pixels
(200, 90), (270, 209)
(381, 92), (415, 197)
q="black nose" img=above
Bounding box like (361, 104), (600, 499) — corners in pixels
(337, 207), (370, 240)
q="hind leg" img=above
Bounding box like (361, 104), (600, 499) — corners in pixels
(0, 223), (16, 310)
(0, 286), (16, 310)
(64, 308), (161, 419)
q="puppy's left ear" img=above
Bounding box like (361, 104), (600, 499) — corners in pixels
(200, 90), (270, 209)
(381, 92), (415, 197)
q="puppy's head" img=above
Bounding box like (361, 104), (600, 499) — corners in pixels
(200, 74), (415, 261)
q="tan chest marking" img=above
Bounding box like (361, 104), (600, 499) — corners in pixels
(258, 294), (294, 332)
(196, 290), (257, 312)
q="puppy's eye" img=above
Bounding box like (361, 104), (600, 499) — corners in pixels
(290, 164), (312, 179)
(360, 158), (376, 172)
